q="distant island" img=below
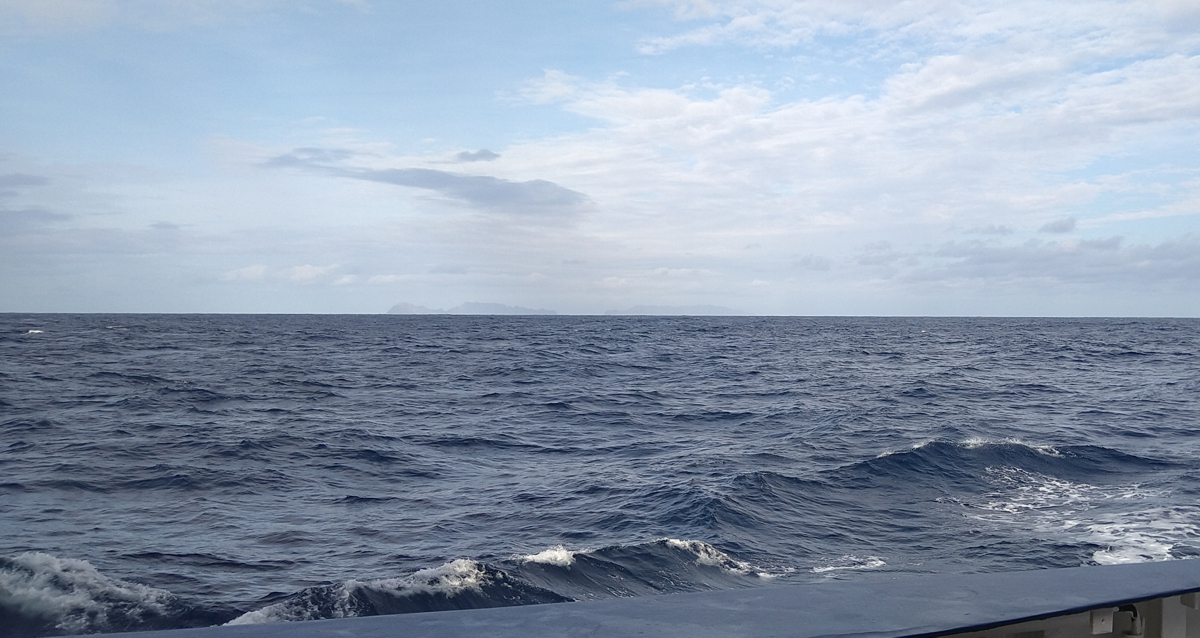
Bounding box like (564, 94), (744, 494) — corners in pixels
(605, 305), (745, 316)
(387, 302), (556, 315)
(388, 302), (746, 316)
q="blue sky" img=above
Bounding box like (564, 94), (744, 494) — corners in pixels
(2, 0), (1199, 315)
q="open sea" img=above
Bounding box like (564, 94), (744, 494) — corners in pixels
(2, 315), (1199, 637)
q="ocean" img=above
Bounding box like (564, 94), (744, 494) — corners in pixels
(2, 315), (1198, 637)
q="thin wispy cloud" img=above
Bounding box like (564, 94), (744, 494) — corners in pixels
(1040, 217), (1077, 234)
(265, 147), (590, 217)
(0, 207), (70, 230)
(354, 169), (588, 214)
(0, 173), (48, 188)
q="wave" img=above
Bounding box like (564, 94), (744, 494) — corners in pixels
(725, 439), (1174, 518)
(839, 439), (1172, 487)
(228, 539), (775, 625)
(823, 440), (1196, 568)
(501, 539), (773, 601)
(0, 553), (233, 637)
(11, 541), (767, 633)
(4, 440), (1190, 635)
(722, 439), (1195, 570)
(226, 560), (567, 625)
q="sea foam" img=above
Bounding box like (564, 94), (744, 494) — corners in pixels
(0, 553), (176, 635)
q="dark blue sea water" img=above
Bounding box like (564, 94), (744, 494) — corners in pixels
(2, 315), (1199, 637)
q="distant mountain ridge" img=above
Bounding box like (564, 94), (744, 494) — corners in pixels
(388, 302), (744, 316)
(387, 302), (556, 315)
(605, 305), (744, 316)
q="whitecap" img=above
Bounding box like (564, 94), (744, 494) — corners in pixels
(662, 539), (767, 576)
(1086, 510), (1199, 565)
(874, 441), (932, 458)
(227, 559), (494, 626)
(0, 552), (176, 634)
(967, 466), (1197, 564)
(811, 555), (886, 573)
(518, 545), (577, 567)
(962, 437), (1061, 455)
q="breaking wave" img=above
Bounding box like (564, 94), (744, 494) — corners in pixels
(1, 540), (775, 634)
(228, 538), (774, 625)
(226, 559), (567, 625)
(0, 553), (232, 637)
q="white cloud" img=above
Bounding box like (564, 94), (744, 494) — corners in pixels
(366, 274), (414, 284)
(188, 1), (1200, 309)
(636, 0), (1200, 56)
(497, 0), (1200, 245)
(222, 263), (345, 284)
(497, 55), (1198, 245)
(285, 263), (338, 282)
(222, 264), (268, 280)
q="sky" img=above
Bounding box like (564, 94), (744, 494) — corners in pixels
(1, 0), (1198, 316)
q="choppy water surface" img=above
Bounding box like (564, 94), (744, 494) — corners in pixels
(1, 315), (1198, 636)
